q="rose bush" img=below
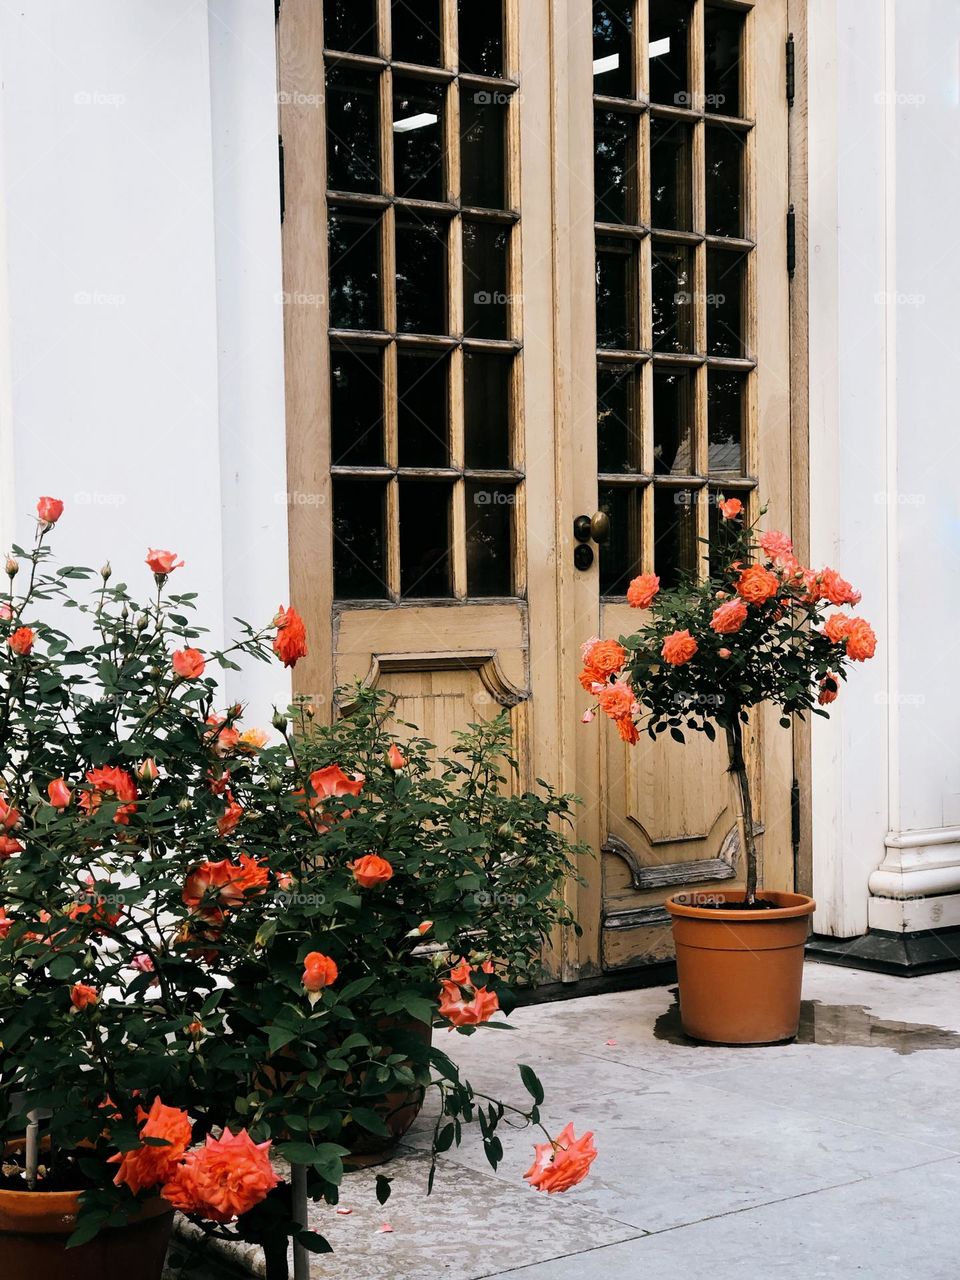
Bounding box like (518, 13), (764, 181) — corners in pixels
(581, 500), (876, 902)
(0, 499), (593, 1279)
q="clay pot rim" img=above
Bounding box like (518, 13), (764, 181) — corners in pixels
(665, 890), (816, 923)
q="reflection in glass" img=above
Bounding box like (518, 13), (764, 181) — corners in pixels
(393, 80), (444, 201)
(458, 0), (503, 76)
(597, 364), (640, 472)
(706, 250), (744, 356)
(466, 482), (514, 596)
(391, 0), (442, 66)
(653, 367), (694, 475)
(706, 127), (743, 237)
(397, 352), (449, 466)
(595, 111), (637, 224)
(460, 91), (506, 209)
(328, 210), (382, 329)
(396, 218), (447, 334)
(651, 244), (693, 352)
(648, 0), (691, 106)
(326, 68), (381, 194)
(650, 117), (692, 230)
(464, 353), (511, 468)
(592, 2), (634, 99)
(331, 347), (384, 465)
(596, 237), (637, 350)
(708, 370), (745, 474)
(324, 0), (377, 55)
(333, 479), (388, 598)
(653, 486), (697, 588)
(399, 480), (453, 597)
(598, 485), (641, 595)
(463, 222), (509, 339)
(705, 6), (744, 116)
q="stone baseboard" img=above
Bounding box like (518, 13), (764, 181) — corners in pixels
(807, 927), (960, 976)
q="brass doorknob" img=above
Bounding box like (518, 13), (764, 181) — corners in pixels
(590, 510), (611, 544)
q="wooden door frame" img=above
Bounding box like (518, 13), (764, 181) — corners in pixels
(275, 0), (812, 984)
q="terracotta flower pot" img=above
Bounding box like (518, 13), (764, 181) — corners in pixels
(665, 890), (816, 1045)
(0, 1152), (173, 1280)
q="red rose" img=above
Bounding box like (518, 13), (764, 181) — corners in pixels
(37, 496), (64, 525)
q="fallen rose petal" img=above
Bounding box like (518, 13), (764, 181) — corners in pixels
(335, 1207), (353, 1216)
(376, 1223), (394, 1234)
(605, 1039), (618, 1046)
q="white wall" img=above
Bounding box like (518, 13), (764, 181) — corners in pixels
(0, 0), (289, 721)
(809, 0), (960, 936)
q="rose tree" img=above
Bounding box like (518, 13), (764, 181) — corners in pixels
(0, 498), (596, 1278)
(580, 498), (876, 904)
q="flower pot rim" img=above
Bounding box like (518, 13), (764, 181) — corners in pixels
(665, 890), (815, 922)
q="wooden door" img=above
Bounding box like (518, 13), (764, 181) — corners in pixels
(278, 0), (802, 983)
(582, 0), (799, 971)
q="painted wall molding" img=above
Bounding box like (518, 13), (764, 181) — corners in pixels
(869, 829), (960, 899)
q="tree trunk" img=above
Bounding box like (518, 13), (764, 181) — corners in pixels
(725, 716), (758, 904)
(264, 1236), (290, 1280)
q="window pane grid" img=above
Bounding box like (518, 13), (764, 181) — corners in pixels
(324, 0), (522, 602)
(593, 0), (757, 597)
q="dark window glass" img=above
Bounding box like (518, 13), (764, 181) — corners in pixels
(396, 217), (447, 334)
(596, 237), (637, 350)
(466, 482), (514, 596)
(463, 222), (509, 338)
(328, 210), (382, 329)
(705, 5), (744, 116)
(399, 480), (452, 596)
(705, 126), (743, 238)
(391, 0), (442, 66)
(398, 352), (449, 466)
(464, 352), (511, 468)
(653, 486), (697, 588)
(458, 0), (503, 76)
(331, 347), (384, 465)
(593, 2), (634, 98)
(333, 479), (388, 598)
(653, 367), (694, 475)
(708, 370), (745, 474)
(595, 111), (637, 224)
(325, 67), (380, 195)
(598, 485), (641, 595)
(706, 249), (744, 356)
(650, 117), (692, 230)
(393, 79), (444, 200)
(460, 90), (506, 209)
(597, 364), (641, 472)
(651, 244), (693, 352)
(648, 0), (691, 106)
(324, 0), (377, 55)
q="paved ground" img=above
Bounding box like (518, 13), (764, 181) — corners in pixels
(167, 961), (960, 1280)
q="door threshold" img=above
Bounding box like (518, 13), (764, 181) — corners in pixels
(515, 960), (677, 1006)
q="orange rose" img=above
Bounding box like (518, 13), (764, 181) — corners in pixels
(0, 836), (22, 859)
(217, 793), (243, 837)
(172, 648), (206, 680)
(111, 1098), (192, 1195)
(718, 647), (732, 659)
(758, 529), (794, 565)
(70, 982), (99, 1011)
(161, 1129), (279, 1224)
(818, 673), (839, 705)
(220, 854), (269, 907)
(819, 567), (861, 607)
(137, 757), (159, 783)
(524, 1123), (598, 1193)
(597, 681), (635, 721)
(661, 630), (698, 665)
(626, 574), (660, 609)
(438, 979), (500, 1027)
(273, 605), (308, 668)
(823, 613), (852, 644)
(237, 728), (268, 753)
(80, 766), (137, 825)
(295, 764), (364, 832)
(735, 564), (779, 605)
(182, 859), (236, 915)
(580, 638), (627, 678)
(0, 907), (14, 938)
(710, 599), (748, 635)
(302, 951), (338, 992)
(718, 496), (743, 520)
(0, 797), (21, 831)
(36, 496), (64, 525)
(348, 853), (394, 888)
(205, 715), (241, 756)
(7, 627), (35, 656)
(387, 744), (407, 769)
(844, 617), (876, 662)
(145, 548), (184, 576)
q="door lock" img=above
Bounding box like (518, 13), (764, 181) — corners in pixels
(573, 511), (611, 570)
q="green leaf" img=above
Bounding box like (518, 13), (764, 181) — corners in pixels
(267, 1025), (299, 1055)
(517, 1063), (544, 1106)
(296, 1230), (333, 1255)
(348, 1107), (392, 1137)
(375, 1174), (392, 1205)
(670, 727), (685, 744)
